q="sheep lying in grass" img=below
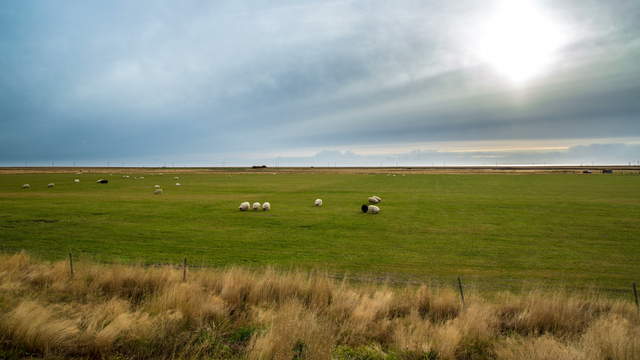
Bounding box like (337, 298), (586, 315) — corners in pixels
(21, 184), (30, 189)
(252, 202), (261, 211)
(368, 196), (382, 204)
(174, 176), (179, 180)
(153, 189), (163, 195)
(239, 202), (250, 211)
(47, 183), (55, 188)
(175, 183), (181, 186)
(314, 199), (323, 207)
(361, 204), (380, 214)
(74, 179), (80, 183)
(262, 202), (271, 211)
(154, 185), (161, 189)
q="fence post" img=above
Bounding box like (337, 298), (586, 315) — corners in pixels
(457, 276), (465, 308)
(68, 252), (74, 279)
(182, 257), (187, 282)
(633, 282), (639, 314)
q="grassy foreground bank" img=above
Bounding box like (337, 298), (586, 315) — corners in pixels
(0, 253), (638, 360)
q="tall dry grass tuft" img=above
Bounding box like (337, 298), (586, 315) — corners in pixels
(0, 251), (31, 274)
(497, 290), (612, 336)
(88, 264), (178, 303)
(582, 314), (640, 360)
(218, 267), (257, 314)
(81, 297), (134, 349)
(391, 310), (435, 355)
(495, 336), (584, 360)
(1, 301), (81, 353)
(148, 282), (227, 325)
(430, 303), (498, 360)
(415, 285), (460, 322)
(248, 300), (335, 360)
(1, 252), (639, 360)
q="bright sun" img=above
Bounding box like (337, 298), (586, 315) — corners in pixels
(475, 0), (568, 84)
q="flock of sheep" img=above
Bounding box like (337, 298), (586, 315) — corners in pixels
(22, 178), (109, 189)
(153, 176), (182, 195)
(238, 195), (382, 214)
(20, 175), (179, 195)
(20, 175), (383, 214)
(363, 196), (381, 214)
(238, 201), (271, 211)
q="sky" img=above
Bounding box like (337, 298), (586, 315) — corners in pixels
(1, 0), (639, 166)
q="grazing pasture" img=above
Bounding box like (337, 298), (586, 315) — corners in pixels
(0, 170), (639, 292)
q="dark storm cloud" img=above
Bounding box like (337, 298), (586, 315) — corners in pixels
(1, 0), (639, 165)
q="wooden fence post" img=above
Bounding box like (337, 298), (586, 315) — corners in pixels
(633, 282), (639, 314)
(182, 257), (187, 282)
(457, 276), (465, 308)
(68, 252), (74, 278)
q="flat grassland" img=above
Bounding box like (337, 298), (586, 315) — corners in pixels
(1, 169), (639, 292)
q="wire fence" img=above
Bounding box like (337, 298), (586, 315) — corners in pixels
(1, 245), (637, 303)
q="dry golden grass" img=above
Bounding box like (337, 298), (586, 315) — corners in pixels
(0, 252), (638, 360)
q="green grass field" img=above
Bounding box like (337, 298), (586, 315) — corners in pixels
(1, 171), (639, 291)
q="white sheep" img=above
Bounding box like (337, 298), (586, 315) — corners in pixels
(314, 199), (323, 207)
(47, 183), (55, 188)
(361, 204), (380, 214)
(153, 189), (163, 195)
(262, 202), (271, 211)
(74, 179), (80, 183)
(252, 202), (261, 211)
(174, 176), (179, 180)
(175, 183), (181, 186)
(239, 202), (250, 211)
(22, 184), (31, 189)
(154, 184), (161, 189)
(368, 196), (382, 204)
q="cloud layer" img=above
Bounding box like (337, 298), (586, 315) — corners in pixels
(1, 0), (639, 165)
